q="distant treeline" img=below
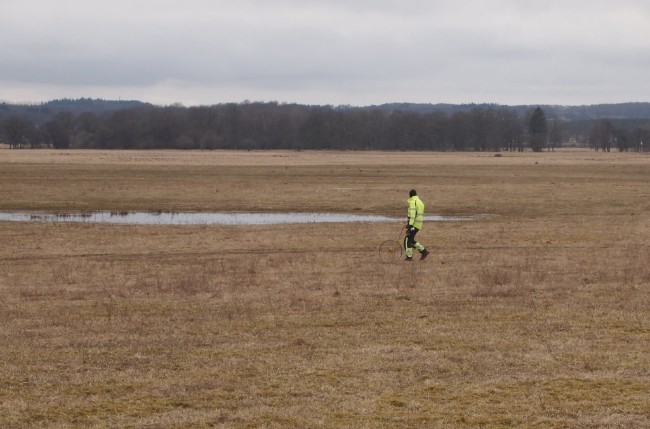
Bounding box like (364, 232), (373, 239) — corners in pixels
(1, 100), (649, 151)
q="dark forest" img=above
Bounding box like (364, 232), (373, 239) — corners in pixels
(1, 99), (649, 152)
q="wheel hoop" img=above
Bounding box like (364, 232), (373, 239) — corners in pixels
(379, 239), (403, 262)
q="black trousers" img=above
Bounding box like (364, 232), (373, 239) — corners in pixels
(405, 227), (419, 250)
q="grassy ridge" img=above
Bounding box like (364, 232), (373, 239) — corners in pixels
(1, 149), (649, 428)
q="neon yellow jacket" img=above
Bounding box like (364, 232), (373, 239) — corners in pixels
(407, 195), (424, 229)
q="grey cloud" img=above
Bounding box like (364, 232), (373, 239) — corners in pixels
(1, 0), (649, 105)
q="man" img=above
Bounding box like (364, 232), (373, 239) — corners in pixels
(405, 189), (429, 261)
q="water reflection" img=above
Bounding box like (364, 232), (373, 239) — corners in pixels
(0, 211), (479, 225)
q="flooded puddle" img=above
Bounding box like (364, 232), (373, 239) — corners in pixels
(0, 211), (479, 225)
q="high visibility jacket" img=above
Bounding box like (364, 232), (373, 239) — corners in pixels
(407, 195), (424, 229)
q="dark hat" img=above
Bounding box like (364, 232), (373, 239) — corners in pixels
(409, 189), (417, 197)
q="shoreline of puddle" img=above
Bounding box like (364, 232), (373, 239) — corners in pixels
(0, 211), (483, 225)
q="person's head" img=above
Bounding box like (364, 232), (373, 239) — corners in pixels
(409, 189), (417, 198)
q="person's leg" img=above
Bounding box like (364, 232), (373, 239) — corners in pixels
(412, 228), (429, 259)
(410, 228), (423, 251)
(404, 230), (415, 260)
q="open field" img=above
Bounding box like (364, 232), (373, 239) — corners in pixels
(1, 149), (649, 428)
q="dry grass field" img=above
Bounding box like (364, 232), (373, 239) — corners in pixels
(0, 149), (649, 428)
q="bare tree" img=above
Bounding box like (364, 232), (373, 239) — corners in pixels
(548, 117), (566, 151)
(588, 120), (614, 152)
(43, 112), (74, 149)
(2, 116), (35, 149)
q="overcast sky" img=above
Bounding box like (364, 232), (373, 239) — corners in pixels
(1, 0), (649, 106)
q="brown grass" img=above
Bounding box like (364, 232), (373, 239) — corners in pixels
(1, 149), (649, 428)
